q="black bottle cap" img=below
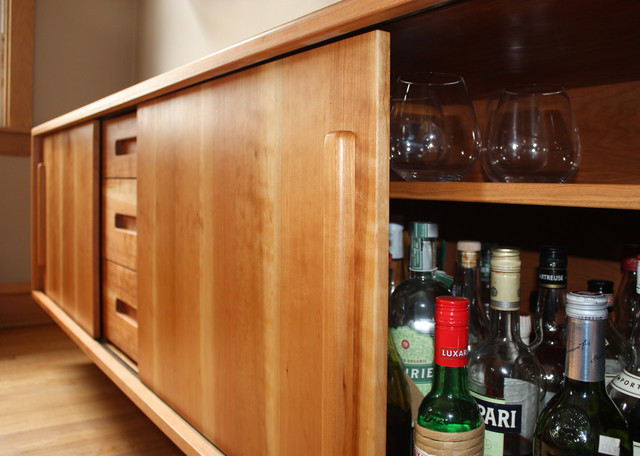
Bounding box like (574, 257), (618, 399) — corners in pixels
(539, 245), (567, 269)
(587, 279), (614, 295)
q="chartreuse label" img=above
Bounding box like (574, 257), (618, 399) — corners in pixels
(390, 325), (435, 395)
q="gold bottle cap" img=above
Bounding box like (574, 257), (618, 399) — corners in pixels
(490, 247), (521, 273)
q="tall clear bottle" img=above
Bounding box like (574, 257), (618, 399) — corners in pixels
(534, 292), (632, 456)
(415, 296), (484, 456)
(468, 247), (544, 456)
(613, 244), (640, 340)
(452, 240), (489, 349)
(389, 221), (451, 412)
(480, 242), (498, 320)
(588, 279), (630, 385)
(530, 245), (568, 407)
(608, 255), (640, 454)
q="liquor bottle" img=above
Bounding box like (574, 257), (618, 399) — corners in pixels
(414, 296), (484, 456)
(389, 221), (451, 406)
(468, 247), (544, 456)
(426, 222), (445, 272)
(452, 240), (489, 349)
(608, 255), (640, 454)
(613, 244), (640, 340)
(389, 223), (406, 295)
(530, 246), (568, 407)
(387, 332), (413, 456)
(534, 291), (632, 456)
(480, 242), (498, 320)
(588, 279), (630, 385)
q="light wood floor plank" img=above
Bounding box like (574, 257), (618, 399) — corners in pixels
(0, 324), (184, 455)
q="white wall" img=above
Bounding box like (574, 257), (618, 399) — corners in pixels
(33, 0), (137, 125)
(135, 0), (338, 81)
(2, 0), (137, 285)
(0, 156), (32, 283)
(1, 0), (337, 285)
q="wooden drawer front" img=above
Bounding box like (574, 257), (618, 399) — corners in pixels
(103, 113), (137, 179)
(102, 179), (137, 270)
(102, 260), (138, 362)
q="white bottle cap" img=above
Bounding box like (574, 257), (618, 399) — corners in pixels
(457, 240), (481, 252)
(566, 291), (608, 320)
(389, 223), (404, 259)
(426, 222), (439, 238)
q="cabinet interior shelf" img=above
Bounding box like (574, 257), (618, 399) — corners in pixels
(389, 182), (640, 210)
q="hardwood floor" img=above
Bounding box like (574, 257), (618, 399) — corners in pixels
(0, 324), (184, 455)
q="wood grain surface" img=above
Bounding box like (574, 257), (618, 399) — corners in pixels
(137, 30), (389, 455)
(0, 324), (183, 455)
(38, 122), (100, 337)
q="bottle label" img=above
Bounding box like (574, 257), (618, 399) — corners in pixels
(414, 423), (485, 456)
(490, 270), (520, 310)
(410, 239), (435, 272)
(610, 370), (640, 399)
(390, 326), (435, 395)
(470, 379), (537, 456)
(537, 267), (567, 288)
(598, 435), (622, 456)
(605, 357), (626, 387)
(566, 319), (606, 382)
(434, 319), (468, 368)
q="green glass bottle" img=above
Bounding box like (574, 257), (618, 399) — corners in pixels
(414, 296), (484, 456)
(533, 291), (632, 456)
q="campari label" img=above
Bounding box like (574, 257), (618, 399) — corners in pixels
(470, 378), (538, 456)
(390, 325), (435, 395)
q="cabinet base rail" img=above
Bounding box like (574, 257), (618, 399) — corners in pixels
(31, 290), (223, 456)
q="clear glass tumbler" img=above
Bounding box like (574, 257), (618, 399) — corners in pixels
(482, 85), (581, 183)
(390, 72), (480, 181)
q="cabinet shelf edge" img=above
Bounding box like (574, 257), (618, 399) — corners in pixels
(389, 182), (640, 210)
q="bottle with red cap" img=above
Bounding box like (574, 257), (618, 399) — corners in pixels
(414, 296), (484, 456)
(613, 244), (640, 340)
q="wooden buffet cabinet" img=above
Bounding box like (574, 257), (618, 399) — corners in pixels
(30, 0), (640, 455)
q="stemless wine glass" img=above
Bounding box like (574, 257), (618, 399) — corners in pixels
(390, 72), (480, 181)
(482, 85), (581, 183)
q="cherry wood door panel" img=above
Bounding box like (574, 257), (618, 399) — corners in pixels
(38, 122), (100, 337)
(137, 30), (389, 455)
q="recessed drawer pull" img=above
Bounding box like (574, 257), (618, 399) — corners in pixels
(115, 137), (137, 156)
(115, 298), (138, 324)
(115, 214), (137, 233)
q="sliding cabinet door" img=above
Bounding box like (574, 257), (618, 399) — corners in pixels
(138, 30), (389, 455)
(34, 122), (100, 337)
